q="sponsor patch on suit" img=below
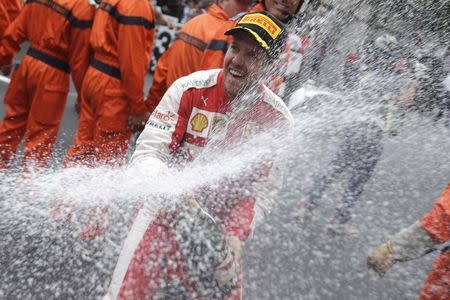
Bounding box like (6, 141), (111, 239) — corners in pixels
(187, 107), (227, 139)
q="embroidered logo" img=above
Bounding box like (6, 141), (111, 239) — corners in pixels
(242, 122), (258, 139)
(191, 113), (209, 133)
(151, 110), (176, 122)
(201, 96), (208, 107)
(239, 13), (282, 39)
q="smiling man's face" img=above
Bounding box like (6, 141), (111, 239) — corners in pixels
(223, 31), (266, 100)
(264, 0), (302, 21)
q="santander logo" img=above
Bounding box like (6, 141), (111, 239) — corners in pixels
(152, 110), (176, 122)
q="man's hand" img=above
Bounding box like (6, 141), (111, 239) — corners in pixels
(367, 240), (396, 277)
(214, 235), (241, 293)
(226, 235), (242, 267)
(1, 64), (12, 76)
(175, 199), (240, 294)
(80, 206), (112, 240)
(50, 202), (75, 222)
(128, 112), (150, 132)
(166, 21), (175, 29)
(74, 101), (80, 115)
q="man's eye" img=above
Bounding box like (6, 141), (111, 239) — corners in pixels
(249, 52), (258, 59)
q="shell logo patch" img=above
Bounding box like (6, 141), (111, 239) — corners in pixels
(191, 113), (209, 133)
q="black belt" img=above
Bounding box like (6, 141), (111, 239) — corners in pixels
(27, 48), (70, 73)
(91, 58), (121, 80)
(176, 32), (207, 51)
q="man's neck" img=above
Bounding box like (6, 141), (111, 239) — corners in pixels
(229, 86), (263, 109)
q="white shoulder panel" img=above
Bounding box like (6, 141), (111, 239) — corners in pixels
(177, 68), (222, 91)
(130, 69), (222, 173)
(261, 85), (294, 126)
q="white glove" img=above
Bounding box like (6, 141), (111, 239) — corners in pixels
(88, 0), (100, 8)
(367, 240), (396, 277)
(214, 236), (240, 293)
(175, 198), (239, 295)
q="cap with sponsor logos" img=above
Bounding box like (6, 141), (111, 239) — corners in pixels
(224, 11), (286, 52)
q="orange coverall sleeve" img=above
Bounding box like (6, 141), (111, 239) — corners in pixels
(68, 7), (94, 94)
(118, 3), (155, 115)
(5, 0), (23, 22)
(199, 20), (234, 71)
(420, 183), (450, 243)
(199, 36), (231, 70)
(0, 5), (28, 66)
(145, 48), (171, 113)
(0, 3), (10, 41)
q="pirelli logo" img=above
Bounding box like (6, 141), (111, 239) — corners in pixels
(239, 13), (282, 39)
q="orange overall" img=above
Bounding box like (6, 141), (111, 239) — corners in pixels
(419, 183), (450, 300)
(65, 0), (155, 167)
(0, 2), (10, 41)
(146, 4), (231, 112)
(0, 0), (93, 169)
(0, 0), (24, 69)
(0, 0), (23, 23)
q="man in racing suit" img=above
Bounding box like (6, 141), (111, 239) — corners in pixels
(368, 182), (449, 300)
(105, 11), (293, 300)
(145, 0), (251, 113)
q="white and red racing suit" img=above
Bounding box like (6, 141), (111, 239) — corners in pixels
(105, 69), (294, 299)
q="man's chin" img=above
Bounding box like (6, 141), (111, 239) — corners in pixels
(225, 79), (244, 97)
(225, 87), (239, 100)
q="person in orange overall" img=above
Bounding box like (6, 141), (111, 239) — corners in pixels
(145, 0), (251, 113)
(0, 0), (24, 73)
(0, 2), (10, 42)
(0, 0), (94, 170)
(368, 182), (450, 300)
(199, 0), (307, 71)
(0, 0), (23, 24)
(65, 0), (155, 167)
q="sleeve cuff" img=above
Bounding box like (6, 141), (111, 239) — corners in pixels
(129, 101), (148, 115)
(145, 99), (159, 113)
(391, 221), (438, 262)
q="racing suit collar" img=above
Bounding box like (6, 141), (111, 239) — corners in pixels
(218, 70), (231, 110)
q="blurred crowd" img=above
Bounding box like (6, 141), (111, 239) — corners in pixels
(340, 35), (450, 126)
(0, 0), (448, 299)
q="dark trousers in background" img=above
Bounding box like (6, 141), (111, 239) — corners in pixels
(305, 122), (384, 223)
